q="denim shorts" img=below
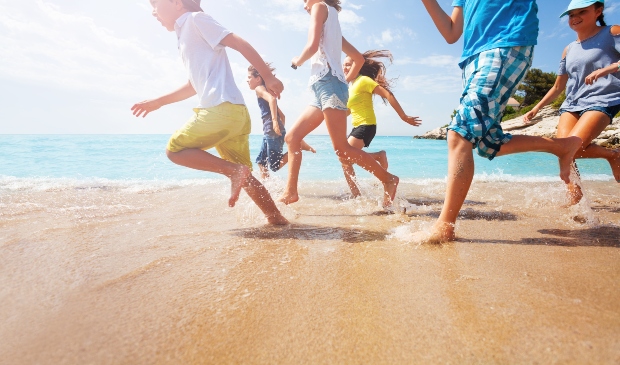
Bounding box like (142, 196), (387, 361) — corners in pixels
(255, 132), (285, 172)
(310, 70), (349, 111)
(559, 104), (620, 124)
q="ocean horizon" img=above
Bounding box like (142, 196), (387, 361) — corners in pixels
(0, 135), (614, 186)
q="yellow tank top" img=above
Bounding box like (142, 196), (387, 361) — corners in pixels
(347, 75), (379, 127)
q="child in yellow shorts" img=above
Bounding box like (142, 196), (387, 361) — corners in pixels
(131, 0), (287, 225)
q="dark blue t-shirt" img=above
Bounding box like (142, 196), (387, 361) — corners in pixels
(452, 0), (539, 68)
(257, 97), (284, 137)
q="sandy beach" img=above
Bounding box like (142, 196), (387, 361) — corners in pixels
(1, 178), (619, 364)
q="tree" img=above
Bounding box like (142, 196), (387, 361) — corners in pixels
(516, 68), (556, 106)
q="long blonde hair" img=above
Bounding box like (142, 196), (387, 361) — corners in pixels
(359, 50), (396, 103)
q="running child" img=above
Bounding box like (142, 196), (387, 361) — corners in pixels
(278, 0), (400, 207)
(341, 50), (421, 197)
(131, 0), (288, 225)
(523, 0), (620, 204)
(247, 63), (316, 180)
(420, 0), (583, 242)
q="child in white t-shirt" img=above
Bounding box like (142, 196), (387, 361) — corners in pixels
(131, 0), (288, 225)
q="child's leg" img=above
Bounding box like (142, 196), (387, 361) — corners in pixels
(258, 163), (269, 180)
(323, 108), (399, 207)
(166, 149), (251, 207)
(339, 135), (366, 197)
(243, 174), (288, 225)
(495, 135), (583, 183)
(430, 131), (475, 242)
(300, 140), (316, 153)
(369, 151), (388, 170)
(278, 107), (325, 204)
(559, 111), (620, 181)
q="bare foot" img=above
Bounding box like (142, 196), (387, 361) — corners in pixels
(566, 182), (583, 206)
(376, 150), (389, 170)
(278, 191), (299, 205)
(557, 136), (583, 183)
(426, 221), (456, 244)
(609, 149), (620, 182)
(267, 214), (289, 225)
(301, 140), (316, 153)
(228, 165), (251, 207)
(382, 175), (399, 208)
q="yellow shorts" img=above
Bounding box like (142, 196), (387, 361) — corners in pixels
(167, 102), (253, 169)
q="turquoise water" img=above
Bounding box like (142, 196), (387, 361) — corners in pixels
(0, 135), (613, 182)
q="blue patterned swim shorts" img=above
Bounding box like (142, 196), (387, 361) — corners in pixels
(449, 46), (534, 160)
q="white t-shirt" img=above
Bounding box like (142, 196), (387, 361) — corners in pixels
(175, 12), (245, 108)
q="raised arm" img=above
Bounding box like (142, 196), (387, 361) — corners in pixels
(131, 80), (196, 118)
(342, 37), (364, 83)
(373, 86), (421, 127)
(420, 0), (463, 44)
(292, 3), (328, 68)
(221, 33), (284, 99)
(523, 48), (570, 123)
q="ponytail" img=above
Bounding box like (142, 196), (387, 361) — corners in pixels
(358, 50), (396, 103)
(594, 2), (606, 26)
(181, 0), (203, 12)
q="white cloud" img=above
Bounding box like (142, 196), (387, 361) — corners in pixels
(0, 1), (185, 99)
(368, 29), (401, 47)
(415, 55), (461, 68)
(400, 74), (462, 94)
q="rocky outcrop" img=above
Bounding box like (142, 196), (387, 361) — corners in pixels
(415, 105), (620, 148)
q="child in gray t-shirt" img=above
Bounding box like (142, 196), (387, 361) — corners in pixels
(524, 0), (620, 204)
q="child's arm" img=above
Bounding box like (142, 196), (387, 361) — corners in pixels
(220, 33), (284, 99)
(585, 26), (620, 84)
(342, 37), (364, 83)
(373, 86), (421, 127)
(255, 85), (282, 136)
(420, 0), (463, 44)
(131, 81), (196, 118)
(523, 48), (570, 123)
(277, 107), (286, 126)
(292, 3), (328, 68)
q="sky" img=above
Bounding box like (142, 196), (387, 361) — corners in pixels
(0, 0), (618, 136)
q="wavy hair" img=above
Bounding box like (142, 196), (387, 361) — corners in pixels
(248, 62), (276, 85)
(358, 50), (395, 103)
(324, 0), (342, 12)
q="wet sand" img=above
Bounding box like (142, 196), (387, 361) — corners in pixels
(1, 179), (619, 364)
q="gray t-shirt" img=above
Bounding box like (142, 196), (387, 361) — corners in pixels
(559, 26), (620, 110)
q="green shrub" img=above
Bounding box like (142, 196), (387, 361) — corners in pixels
(550, 91), (566, 109)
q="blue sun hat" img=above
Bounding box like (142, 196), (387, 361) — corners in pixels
(560, 0), (604, 18)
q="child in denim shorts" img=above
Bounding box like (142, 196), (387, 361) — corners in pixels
(524, 0), (620, 204)
(420, 0), (584, 242)
(278, 0), (399, 208)
(246, 64), (315, 179)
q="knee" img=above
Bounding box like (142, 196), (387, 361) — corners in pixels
(447, 131), (473, 151)
(166, 149), (177, 163)
(334, 149), (349, 159)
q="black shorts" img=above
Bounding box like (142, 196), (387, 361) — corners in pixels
(348, 125), (377, 148)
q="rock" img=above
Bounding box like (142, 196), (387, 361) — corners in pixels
(414, 106), (620, 148)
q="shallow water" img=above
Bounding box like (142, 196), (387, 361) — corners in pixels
(1, 174), (619, 363)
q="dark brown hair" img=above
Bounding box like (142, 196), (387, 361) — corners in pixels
(324, 0), (342, 12)
(248, 63), (276, 85)
(180, 0), (203, 12)
(594, 2), (606, 26)
(358, 50), (395, 103)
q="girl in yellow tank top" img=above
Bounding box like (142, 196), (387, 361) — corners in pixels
(341, 50), (422, 198)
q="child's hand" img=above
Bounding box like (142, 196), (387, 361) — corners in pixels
(402, 115), (422, 126)
(264, 75), (284, 99)
(291, 57), (303, 68)
(273, 123), (282, 136)
(585, 68), (610, 85)
(522, 107), (538, 124)
(131, 99), (162, 118)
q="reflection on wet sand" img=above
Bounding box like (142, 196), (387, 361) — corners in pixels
(1, 180), (619, 363)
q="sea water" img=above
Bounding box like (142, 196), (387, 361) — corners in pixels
(0, 135), (614, 184)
